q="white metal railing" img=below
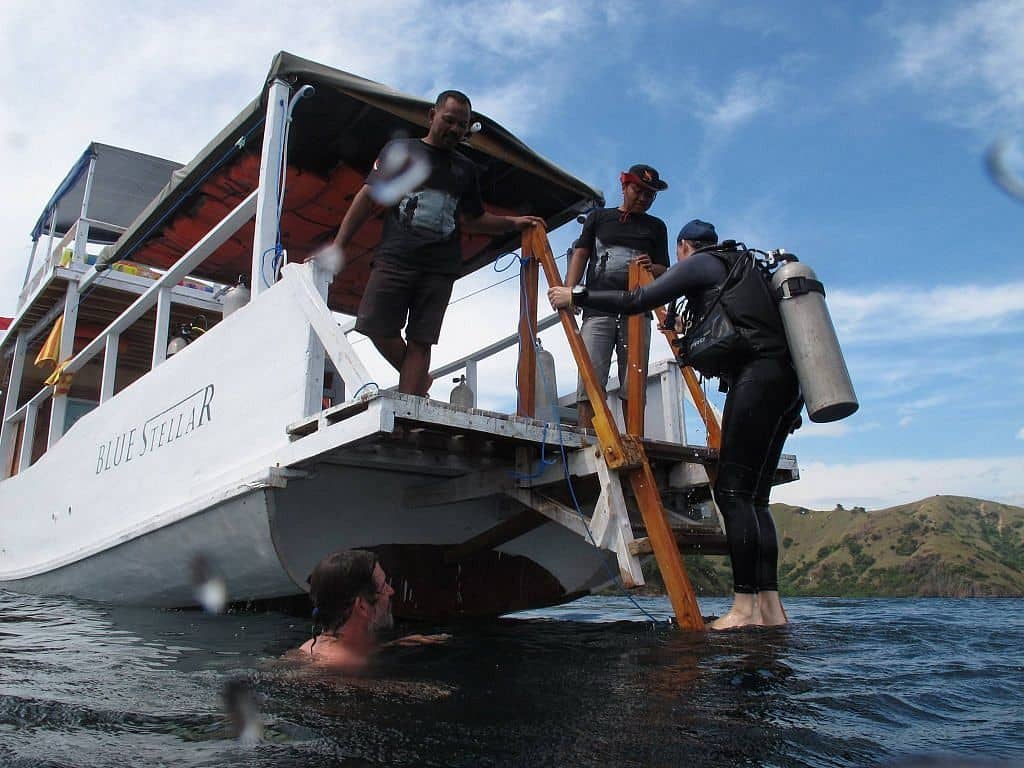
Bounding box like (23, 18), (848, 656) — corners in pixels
(340, 313), (562, 410)
(2, 74), (294, 478)
(2, 191), (260, 478)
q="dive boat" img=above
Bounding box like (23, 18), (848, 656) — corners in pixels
(0, 53), (796, 620)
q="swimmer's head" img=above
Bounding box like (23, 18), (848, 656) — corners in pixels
(307, 549), (379, 632)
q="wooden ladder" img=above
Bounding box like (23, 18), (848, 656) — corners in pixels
(517, 227), (711, 630)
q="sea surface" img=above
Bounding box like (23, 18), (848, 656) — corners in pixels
(0, 592), (1021, 767)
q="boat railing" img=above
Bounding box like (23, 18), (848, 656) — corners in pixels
(2, 81), (300, 479)
(0, 192), (260, 478)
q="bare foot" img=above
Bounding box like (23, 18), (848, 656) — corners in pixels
(709, 593), (760, 630)
(757, 591), (788, 627)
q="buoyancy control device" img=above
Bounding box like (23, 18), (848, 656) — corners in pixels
(675, 243), (857, 423)
(771, 256), (858, 423)
(677, 242), (787, 378)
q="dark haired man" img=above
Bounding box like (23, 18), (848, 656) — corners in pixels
(335, 91), (545, 396)
(296, 549), (395, 667)
(564, 165), (670, 427)
(294, 549), (447, 668)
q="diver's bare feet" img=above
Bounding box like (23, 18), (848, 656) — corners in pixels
(709, 593), (760, 630)
(757, 591), (788, 627)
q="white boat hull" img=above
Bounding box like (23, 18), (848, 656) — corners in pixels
(0, 270), (618, 615)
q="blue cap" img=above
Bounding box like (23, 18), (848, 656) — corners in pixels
(677, 219), (718, 244)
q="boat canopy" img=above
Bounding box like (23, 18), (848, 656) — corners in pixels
(30, 143), (182, 244)
(96, 51), (604, 315)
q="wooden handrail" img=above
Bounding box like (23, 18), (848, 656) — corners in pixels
(527, 227), (703, 630)
(625, 262), (646, 436)
(517, 237), (538, 417)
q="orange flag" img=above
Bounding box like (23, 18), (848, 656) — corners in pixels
(34, 315), (64, 369)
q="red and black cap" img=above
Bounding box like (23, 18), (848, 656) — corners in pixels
(623, 164), (669, 191)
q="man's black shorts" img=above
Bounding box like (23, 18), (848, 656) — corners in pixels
(355, 260), (456, 345)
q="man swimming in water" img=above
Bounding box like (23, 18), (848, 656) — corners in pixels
(295, 549), (444, 669)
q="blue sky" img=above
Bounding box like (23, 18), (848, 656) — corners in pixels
(1, 0), (1022, 509)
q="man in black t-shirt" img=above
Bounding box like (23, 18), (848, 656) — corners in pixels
(564, 164), (670, 427)
(335, 90), (544, 396)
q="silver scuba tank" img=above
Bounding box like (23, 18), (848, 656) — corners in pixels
(771, 257), (858, 423)
(221, 276), (250, 317)
(534, 337), (558, 422)
(449, 375), (475, 409)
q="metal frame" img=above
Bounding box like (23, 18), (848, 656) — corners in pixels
(1, 75), (294, 471)
(251, 78), (291, 298)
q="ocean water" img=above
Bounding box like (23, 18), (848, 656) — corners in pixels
(0, 592), (1021, 767)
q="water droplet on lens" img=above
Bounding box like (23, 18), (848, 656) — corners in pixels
(190, 554), (228, 613)
(223, 677), (263, 744)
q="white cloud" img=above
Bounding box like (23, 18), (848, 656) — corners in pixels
(886, 0), (1024, 132)
(705, 72), (780, 132)
(830, 281), (1024, 344)
(0, 0), (599, 316)
(898, 416), (912, 428)
(1017, 427), (1024, 440)
(773, 455), (1024, 510)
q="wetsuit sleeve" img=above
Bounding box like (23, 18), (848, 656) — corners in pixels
(578, 251), (726, 315)
(573, 211), (598, 251)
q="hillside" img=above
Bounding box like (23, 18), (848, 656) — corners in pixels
(663, 495), (1024, 597)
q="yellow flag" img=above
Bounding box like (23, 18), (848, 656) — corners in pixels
(35, 315), (64, 369)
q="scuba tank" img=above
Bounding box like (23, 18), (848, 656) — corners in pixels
(449, 375), (475, 409)
(533, 337), (558, 422)
(221, 276), (250, 317)
(771, 256), (858, 423)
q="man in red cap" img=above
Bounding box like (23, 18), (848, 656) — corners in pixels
(564, 164), (670, 427)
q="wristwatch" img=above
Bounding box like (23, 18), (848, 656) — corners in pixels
(570, 285), (588, 305)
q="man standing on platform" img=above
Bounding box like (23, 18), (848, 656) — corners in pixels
(564, 165), (670, 427)
(335, 90), (544, 396)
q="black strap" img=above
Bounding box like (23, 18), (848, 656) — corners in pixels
(775, 276), (825, 299)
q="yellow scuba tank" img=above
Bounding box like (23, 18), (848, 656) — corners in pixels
(771, 256), (858, 422)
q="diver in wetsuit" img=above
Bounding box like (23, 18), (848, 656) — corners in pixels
(549, 219), (801, 630)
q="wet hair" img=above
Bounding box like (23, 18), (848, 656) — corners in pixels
(307, 549), (379, 648)
(434, 89), (472, 111)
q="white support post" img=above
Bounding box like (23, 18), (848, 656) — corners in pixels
(280, 262), (371, 395)
(465, 359), (478, 408)
(21, 238), (40, 290)
(660, 365), (686, 444)
(47, 282), (80, 448)
(152, 287), (171, 368)
(19, 404), (38, 473)
(592, 452), (645, 588)
(44, 216), (57, 270)
(0, 333), (28, 477)
(71, 154), (98, 265)
(251, 78), (291, 298)
(100, 333), (119, 402)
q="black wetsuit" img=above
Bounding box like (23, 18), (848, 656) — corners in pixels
(577, 250), (802, 594)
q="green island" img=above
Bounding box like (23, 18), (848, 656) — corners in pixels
(641, 495), (1024, 597)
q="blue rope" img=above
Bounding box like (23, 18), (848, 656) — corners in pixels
(352, 381), (380, 399)
(511, 252), (667, 626)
